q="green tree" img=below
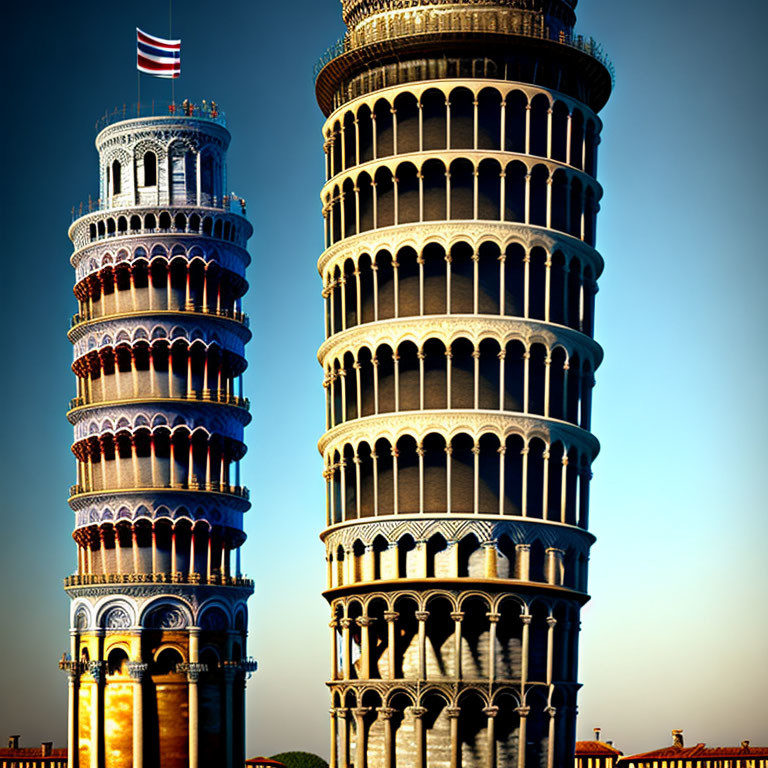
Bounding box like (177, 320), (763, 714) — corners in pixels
(270, 752), (329, 768)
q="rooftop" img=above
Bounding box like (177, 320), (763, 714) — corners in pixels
(621, 744), (768, 762)
(95, 99), (226, 132)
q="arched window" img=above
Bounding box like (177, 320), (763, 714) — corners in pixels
(111, 160), (121, 195)
(143, 151), (157, 186)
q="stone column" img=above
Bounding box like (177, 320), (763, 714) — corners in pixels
(447, 707), (461, 768)
(377, 707), (395, 768)
(357, 617), (374, 679)
(384, 611), (398, 679)
(516, 707), (530, 768)
(338, 708), (350, 768)
(520, 615), (532, 687)
(487, 613), (500, 682)
(223, 666), (236, 768)
(546, 706), (557, 768)
(329, 619), (339, 680)
(87, 660), (104, 768)
(411, 707), (427, 768)
(546, 616), (557, 685)
(329, 709), (338, 768)
(484, 706), (499, 768)
(415, 611), (429, 679)
(126, 662), (148, 768)
(340, 618), (353, 680)
(451, 612), (464, 679)
(353, 707), (370, 768)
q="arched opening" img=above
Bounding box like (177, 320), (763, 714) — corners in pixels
(449, 158), (474, 220)
(478, 87), (502, 149)
(397, 435), (419, 514)
(422, 158), (447, 221)
(449, 87), (474, 149)
(422, 242), (447, 314)
(478, 432), (501, 514)
(374, 99), (394, 158)
(421, 88), (447, 150)
(394, 91), (419, 154)
(450, 242), (474, 314)
(143, 151), (157, 186)
(504, 90), (527, 153)
(529, 165), (548, 227)
(375, 167), (394, 228)
(478, 158), (501, 220)
(450, 434), (475, 514)
(111, 159), (121, 195)
(397, 162), (419, 224)
(397, 340), (419, 411)
(423, 432), (447, 513)
(477, 241), (501, 314)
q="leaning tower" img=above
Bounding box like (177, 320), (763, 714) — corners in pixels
(62, 103), (256, 768)
(315, 2), (612, 767)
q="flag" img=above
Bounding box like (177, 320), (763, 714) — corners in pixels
(136, 28), (180, 78)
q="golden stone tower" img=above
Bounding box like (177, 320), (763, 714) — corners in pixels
(62, 102), (256, 768)
(315, 1), (612, 766)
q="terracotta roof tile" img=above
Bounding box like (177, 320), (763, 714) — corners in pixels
(576, 741), (623, 757)
(621, 744), (768, 761)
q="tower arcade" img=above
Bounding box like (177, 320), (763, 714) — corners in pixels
(315, 2), (613, 766)
(62, 105), (256, 768)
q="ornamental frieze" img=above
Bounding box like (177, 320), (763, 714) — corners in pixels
(71, 317), (246, 360)
(317, 220), (603, 276)
(69, 490), (248, 520)
(324, 77), (600, 129)
(322, 515), (593, 553)
(318, 314), (603, 367)
(318, 409), (600, 457)
(70, 229), (250, 273)
(70, 402), (247, 441)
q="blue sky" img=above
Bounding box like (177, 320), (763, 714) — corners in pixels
(0, 0), (766, 758)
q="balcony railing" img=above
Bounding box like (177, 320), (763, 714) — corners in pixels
(70, 191), (247, 222)
(314, 13), (614, 85)
(95, 99), (226, 132)
(71, 306), (250, 329)
(64, 572), (254, 589)
(69, 391), (250, 412)
(68, 482), (250, 501)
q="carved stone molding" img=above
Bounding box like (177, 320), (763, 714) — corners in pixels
(318, 314), (602, 368)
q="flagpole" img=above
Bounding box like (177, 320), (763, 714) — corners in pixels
(137, 71), (141, 116)
(169, 0), (175, 105)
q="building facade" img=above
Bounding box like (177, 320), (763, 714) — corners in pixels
(315, 1), (612, 767)
(62, 103), (256, 768)
(618, 734), (768, 768)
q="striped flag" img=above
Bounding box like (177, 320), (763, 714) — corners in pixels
(136, 28), (180, 78)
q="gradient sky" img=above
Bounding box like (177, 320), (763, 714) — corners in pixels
(1, 0), (766, 758)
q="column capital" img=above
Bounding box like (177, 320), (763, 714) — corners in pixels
(376, 706), (396, 719)
(515, 706), (531, 717)
(126, 662), (148, 681)
(446, 706), (462, 719)
(176, 662), (208, 682)
(545, 706), (557, 717)
(483, 706), (499, 718)
(546, 616), (558, 628)
(353, 707), (371, 719)
(339, 618), (354, 629)
(335, 707), (348, 719)
(520, 614), (532, 625)
(356, 616), (375, 627)
(415, 611), (430, 622)
(450, 611), (465, 622)
(486, 612), (501, 623)
(383, 611), (399, 622)
(409, 706), (427, 718)
(88, 660), (106, 683)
